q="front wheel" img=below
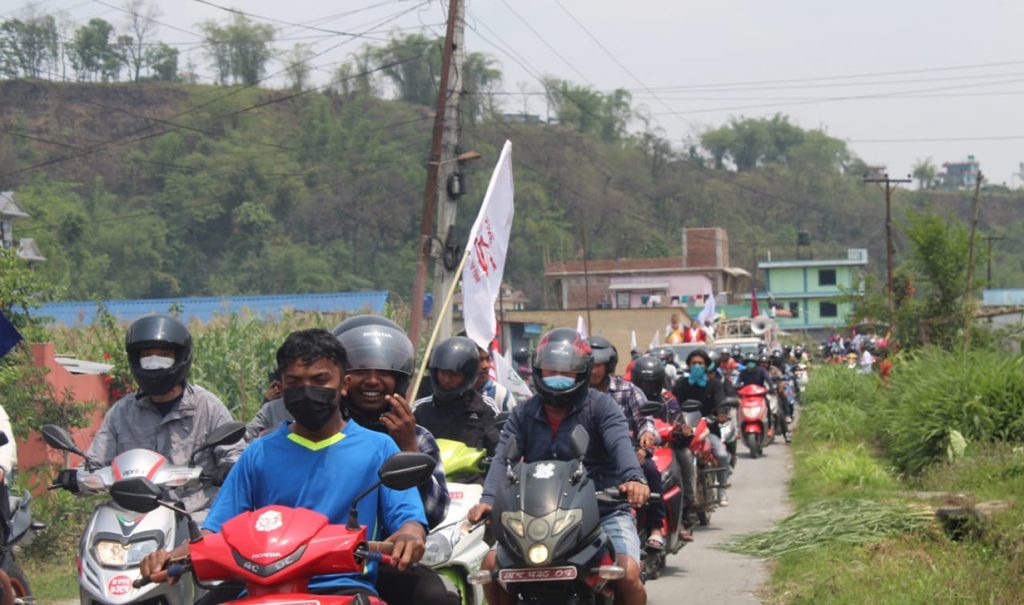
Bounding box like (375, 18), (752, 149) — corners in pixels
(437, 567), (470, 605)
(2, 560), (30, 604)
(744, 432), (761, 459)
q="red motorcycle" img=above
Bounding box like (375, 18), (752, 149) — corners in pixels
(636, 411), (687, 580)
(686, 413), (722, 526)
(112, 452), (436, 604)
(737, 384), (771, 458)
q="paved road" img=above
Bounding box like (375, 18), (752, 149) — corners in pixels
(646, 441), (792, 604)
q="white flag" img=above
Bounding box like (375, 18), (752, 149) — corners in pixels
(697, 290), (717, 336)
(630, 330), (638, 352)
(649, 330), (660, 350)
(497, 349), (533, 401)
(576, 315), (588, 339)
(462, 141), (515, 349)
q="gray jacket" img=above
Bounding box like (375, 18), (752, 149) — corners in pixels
(85, 384), (243, 511)
(245, 398), (290, 441)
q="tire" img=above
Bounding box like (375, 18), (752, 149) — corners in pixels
(3, 560), (30, 603)
(744, 433), (760, 459)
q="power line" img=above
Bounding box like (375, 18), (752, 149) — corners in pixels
(193, 0), (398, 42)
(497, 0), (592, 85)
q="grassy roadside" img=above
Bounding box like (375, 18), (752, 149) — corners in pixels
(722, 356), (1024, 604)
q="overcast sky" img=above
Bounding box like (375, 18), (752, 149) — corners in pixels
(11, 0), (1024, 185)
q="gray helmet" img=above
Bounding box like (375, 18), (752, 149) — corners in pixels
(331, 314), (403, 338)
(429, 337), (480, 405)
(587, 335), (618, 375)
(336, 324), (415, 394)
(533, 328), (593, 408)
(125, 314), (192, 396)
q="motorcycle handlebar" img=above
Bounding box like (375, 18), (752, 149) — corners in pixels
(132, 563), (187, 589)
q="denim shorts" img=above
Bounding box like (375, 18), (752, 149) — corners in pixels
(601, 509), (641, 563)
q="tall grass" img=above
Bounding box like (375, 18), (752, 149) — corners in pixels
(798, 365), (879, 444)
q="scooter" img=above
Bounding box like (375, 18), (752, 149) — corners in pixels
(0, 430), (43, 603)
(737, 384), (771, 458)
(468, 426), (625, 604)
(423, 440), (491, 605)
(42, 422), (244, 605)
(113, 451), (437, 604)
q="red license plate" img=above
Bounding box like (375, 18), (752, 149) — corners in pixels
(498, 566), (578, 583)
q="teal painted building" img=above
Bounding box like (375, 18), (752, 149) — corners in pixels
(757, 249), (868, 332)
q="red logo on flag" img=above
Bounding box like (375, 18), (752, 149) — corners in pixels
(470, 218), (498, 283)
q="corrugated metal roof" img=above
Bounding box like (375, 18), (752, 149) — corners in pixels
(0, 191), (30, 219)
(36, 291), (389, 326)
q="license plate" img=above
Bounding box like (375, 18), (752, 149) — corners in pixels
(498, 566), (578, 583)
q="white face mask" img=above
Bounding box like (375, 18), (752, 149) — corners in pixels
(140, 355), (175, 370)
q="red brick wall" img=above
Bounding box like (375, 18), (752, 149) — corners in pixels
(685, 227), (728, 267)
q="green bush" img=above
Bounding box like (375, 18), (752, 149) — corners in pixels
(880, 348), (1024, 474)
(799, 364), (879, 444)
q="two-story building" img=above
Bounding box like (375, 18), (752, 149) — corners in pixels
(758, 248), (868, 335)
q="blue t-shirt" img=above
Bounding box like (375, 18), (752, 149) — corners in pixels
(203, 420), (427, 592)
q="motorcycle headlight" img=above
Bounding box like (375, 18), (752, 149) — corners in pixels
(551, 509), (582, 536)
(94, 539), (160, 567)
(79, 473), (106, 491)
(501, 513), (525, 538)
(421, 527), (455, 567)
(527, 543), (549, 565)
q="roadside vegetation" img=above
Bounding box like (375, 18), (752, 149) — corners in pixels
(725, 357), (1024, 604)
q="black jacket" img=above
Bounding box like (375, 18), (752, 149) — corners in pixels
(414, 391), (501, 456)
(671, 375), (726, 418)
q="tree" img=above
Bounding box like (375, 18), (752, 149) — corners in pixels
(145, 42), (178, 81)
(542, 78), (634, 142)
(198, 14), (275, 86)
(283, 43), (313, 91)
(71, 18), (119, 81)
(0, 14), (59, 79)
(912, 157), (937, 190)
(371, 33), (442, 106)
(120, 0), (161, 82)
(462, 51), (501, 123)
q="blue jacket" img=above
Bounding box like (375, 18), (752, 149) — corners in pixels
(480, 388), (644, 507)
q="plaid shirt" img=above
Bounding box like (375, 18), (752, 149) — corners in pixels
(414, 424), (450, 530)
(604, 376), (657, 441)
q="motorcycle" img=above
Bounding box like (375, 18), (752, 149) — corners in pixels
(423, 440), (491, 605)
(736, 384), (772, 458)
(770, 377), (792, 444)
(468, 426), (626, 604)
(0, 430), (43, 603)
(113, 451), (437, 604)
(718, 397), (740, 469)
(42, 422), (245, 605)
(635, 403), (686, 581)
(676, 400), (723, 527)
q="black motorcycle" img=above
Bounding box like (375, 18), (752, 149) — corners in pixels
(471, 426), (626, 604)
(0, 430), (42, 603)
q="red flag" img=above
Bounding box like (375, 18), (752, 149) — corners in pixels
(751, 289), (760, 318)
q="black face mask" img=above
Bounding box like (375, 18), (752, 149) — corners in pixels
(283, 386), (339, 432)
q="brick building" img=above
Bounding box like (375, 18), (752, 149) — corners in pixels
(545, 228), (750, 310)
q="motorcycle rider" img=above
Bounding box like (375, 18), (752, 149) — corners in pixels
(140, 328), (428, 600)
(738, 352), (772, 388)
(336, 319), (457, 605)
(414, 337), (501, 457)
(473, 344), (515, 413)
(511, 346), (532, 383)
(467, 328), (649, 605)
(587, 336), (664, 549)
(671, 349), (731, 505)
(83, 314), (242, 512)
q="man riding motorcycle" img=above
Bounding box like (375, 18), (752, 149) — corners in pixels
(671, 349), (731, 505)
(82, 314), (242, 512)
(467, 328), (650, 605)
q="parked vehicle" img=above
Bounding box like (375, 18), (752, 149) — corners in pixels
(118, 452), (436, 605)
(469, 426), (625, 604)
(737, 384), (771, 458)
(0, 430), (42, 603)
(42, 422), (244, 605)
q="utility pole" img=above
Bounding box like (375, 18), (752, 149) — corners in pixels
(430, 0), (467, 341)
(963, 171), (984, 350)
(864, 173), (911, 330)
(409, 0), (462, 351)
(984, 235), (1005, 287)
(580, 219), (593, 332)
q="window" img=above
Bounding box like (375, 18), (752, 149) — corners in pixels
(789, 302), (800, 318)
(819, 301), (838, 318)
(818, 269), (837, 286)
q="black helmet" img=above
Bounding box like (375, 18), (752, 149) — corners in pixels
(331, 314), (403, 338)
(655, 347), (676, 365)
(718, 346), (731, 361)
(428, 337), (480, 405)
(743, 352), (758, 364)
(125, 314), (192, 396)
(532, 328), (592, 408)
(707, 350), (721, 367)
(336, 324), (415, 394)
(512, 345), (531, 365)
(758, 353), (770, 364)
(731, 344), (742, 358)
(686, 348), (711, 368)
(587, 335), (618, 375)
(631, 356), (665, 401)
(771, 349), (783, 360)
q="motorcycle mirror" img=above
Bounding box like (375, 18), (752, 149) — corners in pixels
(0, 431), (8, 447)
(680, 399), (703, 413)
(189, 421), (245, 466)
(639, 401), (662, 417)
(110, 477), (163, 513)
(504, 436), (521, 463)
(378, 452), (436, 491)
(41, 424), (85, 457)
(569, 425), (589, 460)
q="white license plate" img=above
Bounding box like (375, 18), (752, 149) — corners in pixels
(498, 566), (578, 583)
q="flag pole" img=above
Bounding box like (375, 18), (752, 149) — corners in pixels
(407, 245), (473, 401)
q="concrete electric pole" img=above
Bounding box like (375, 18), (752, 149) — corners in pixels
(863, 173), (911, 329)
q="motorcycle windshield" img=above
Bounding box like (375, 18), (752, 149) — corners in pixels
(518, 461), (576, 517)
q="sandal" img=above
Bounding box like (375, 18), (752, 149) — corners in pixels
(646, 534), (666, 550)
(678, 529), (695, 542)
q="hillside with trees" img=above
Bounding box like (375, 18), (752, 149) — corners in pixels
(2, 6), (1023, 306)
